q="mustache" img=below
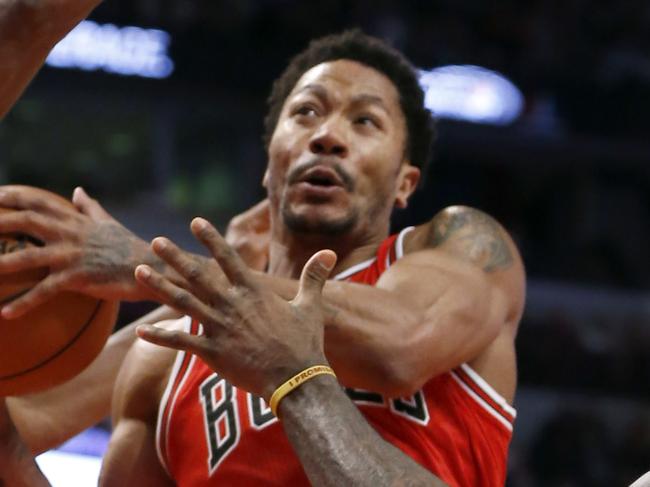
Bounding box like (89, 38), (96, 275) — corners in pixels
(286, 158), (355, 192)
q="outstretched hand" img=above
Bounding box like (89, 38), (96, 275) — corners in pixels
(0, 186), (154, 318)
(134, 217), (336, 401)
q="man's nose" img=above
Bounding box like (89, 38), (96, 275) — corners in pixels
(309, 121), (348, 157)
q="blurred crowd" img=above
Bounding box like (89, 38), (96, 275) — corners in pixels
(89, 0), (650, 134)
(508, 407), (650, 486)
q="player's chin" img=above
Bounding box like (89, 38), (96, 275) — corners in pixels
(282, 204), (357, 236)
(287, 183), (349, 205)
(288, 196), (350, 217)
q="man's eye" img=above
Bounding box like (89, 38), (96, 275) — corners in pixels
(355, 116), (379, 128)
(294, 106), (318, 117)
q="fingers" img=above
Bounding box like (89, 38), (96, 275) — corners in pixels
(150, 237), (225, 299)
(191, 218), (253, 287)
(1, 272), (71, 319)
(0, 187), (70, 217)
(136, 324), (209, 355)
(72, 187), (112, 220)
(294, 250), (336, 309)
(0, 247), (66, 274)
(134, 264), (224, 326)
(0, 211), (63, 241)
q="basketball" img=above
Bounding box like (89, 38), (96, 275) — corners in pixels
(0, 186), (119, 396)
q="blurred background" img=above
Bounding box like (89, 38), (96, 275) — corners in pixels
(2, 0), (649, 485)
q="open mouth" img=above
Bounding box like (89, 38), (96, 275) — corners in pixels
(297, 166), (345, 189)
(304, 175), (338, 187)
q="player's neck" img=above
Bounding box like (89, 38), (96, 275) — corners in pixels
(267, 224), (389, 280)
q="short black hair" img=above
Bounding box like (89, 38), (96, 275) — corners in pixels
(263, 29), (436, 179)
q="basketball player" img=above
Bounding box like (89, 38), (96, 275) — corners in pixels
(97, 32), (524, 486)
(0, 30), (525, 486)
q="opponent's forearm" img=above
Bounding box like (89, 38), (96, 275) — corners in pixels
(279, 374), (446, 487)
(81, 221), (191, 303)
(0, 0), (103, 118)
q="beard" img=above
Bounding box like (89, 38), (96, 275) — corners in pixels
(281, 202), (360, 236)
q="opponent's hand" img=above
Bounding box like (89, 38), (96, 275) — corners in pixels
(134, 217), (336, 401)
(0, 187), (154, 318)
(225, 199), (270, 271)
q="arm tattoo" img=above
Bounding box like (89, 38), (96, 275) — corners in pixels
(429, 208), (513, 273)
(83, 222), (167, 283)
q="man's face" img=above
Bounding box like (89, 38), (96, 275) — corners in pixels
(266, 59), (418, 237)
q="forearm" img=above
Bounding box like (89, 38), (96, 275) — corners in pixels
(0, 0), (103, 118)
(9, 305), (179, 454)
(0, 413), (50, 487)
(0, 451), (50, 487)
(1, 462), (50, 486)
(279, 374), (446, 487)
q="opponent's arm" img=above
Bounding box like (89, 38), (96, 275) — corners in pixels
(279, 374), (446, 487)
(99, 322), (177, 487)
(0, 0), (104, 119)
(0, 190), (268, 318)
(7, 304), (179, 454)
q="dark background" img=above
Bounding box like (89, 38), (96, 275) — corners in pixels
(1, 1), (649, 485)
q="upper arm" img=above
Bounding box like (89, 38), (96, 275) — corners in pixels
(100, 417), (172, 487)
(376, 206), (525, 381)
(99, 320), (179, 486)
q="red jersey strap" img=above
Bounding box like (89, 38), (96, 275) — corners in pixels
(332, 226), (415, 283)
(449, 363), (516, 431)
(156, 317), (200, 474)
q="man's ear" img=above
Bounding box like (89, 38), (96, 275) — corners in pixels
(262, 169), (269, 188)
(394, 163), (420, 209)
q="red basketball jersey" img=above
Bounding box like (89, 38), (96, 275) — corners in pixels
(156, 227), (516, 486)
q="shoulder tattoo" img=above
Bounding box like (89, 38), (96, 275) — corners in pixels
(429, 207), (513, 273)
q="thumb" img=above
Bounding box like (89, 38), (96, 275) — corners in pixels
(295, 250), (337, 308)
(72, 187), (112, 220)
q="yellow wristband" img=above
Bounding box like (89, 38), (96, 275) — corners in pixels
(269, 365), (336, 416)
